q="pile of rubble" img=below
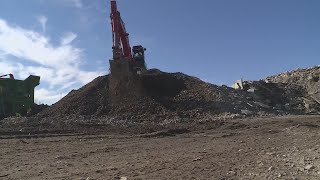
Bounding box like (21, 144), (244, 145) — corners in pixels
(2, 67), (320, 133)
(233, 79), (305, 113)
(37, 69), (284, 122)
(234, 66), (320, 114)
(267, 66), (320, 113)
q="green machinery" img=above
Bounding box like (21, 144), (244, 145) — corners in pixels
(0, 74), (40, 118)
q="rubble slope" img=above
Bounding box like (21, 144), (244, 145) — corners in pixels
(38, 69), (278, 122)
(267, 66), (320, 113)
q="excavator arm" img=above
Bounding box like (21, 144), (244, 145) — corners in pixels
(110, 0), (132, 60)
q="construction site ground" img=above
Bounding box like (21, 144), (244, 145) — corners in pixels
(1, 115), (320, 180)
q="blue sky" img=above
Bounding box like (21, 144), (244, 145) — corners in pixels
(0, 0), (319, 104)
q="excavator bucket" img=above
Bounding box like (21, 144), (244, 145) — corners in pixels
(109, 57), (132, 79)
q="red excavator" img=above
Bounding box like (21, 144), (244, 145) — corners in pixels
(109, 0), (146, 77)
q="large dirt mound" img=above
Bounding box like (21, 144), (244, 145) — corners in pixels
(38, 69), (278, 122)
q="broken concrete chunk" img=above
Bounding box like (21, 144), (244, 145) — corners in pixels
(284, 103), (291, 111)
(265, 78), (271, 83)
(241, 110), (254, 115)
(273, 104), (282, 110)
(305, 164), (315, 170)
(247, 88), (255, 93)
(268, 166), (275, 171)
(254, 102), (271, 109)
(308, 75), (319, 82)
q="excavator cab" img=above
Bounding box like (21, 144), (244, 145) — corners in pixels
(132, 46), (146, 65)
(132, 45), (146, 74)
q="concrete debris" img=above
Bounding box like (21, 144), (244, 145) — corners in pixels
(305, 164), (315, 170)
(1, 66), (320, 132)
(231, 66), (320, 115)
(32, 69), (290, 122)
(268, 166), (274, 171)
(232, 79), (245, 90)
(193, 157), (202, 161)
(247, 88), (255, 93)
(268, 66), (320, 114)
(254, 102), (271, 109)
(241, 110), (254, 116)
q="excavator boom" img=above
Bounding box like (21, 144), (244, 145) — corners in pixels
(110, 0), (132, 60)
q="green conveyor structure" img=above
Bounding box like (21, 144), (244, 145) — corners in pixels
(0, 75), (40, 118)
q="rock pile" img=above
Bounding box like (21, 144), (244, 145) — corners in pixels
(2, 67), (320, 133)
(38, 69), (280, 122)
(267, 66), (320, 113)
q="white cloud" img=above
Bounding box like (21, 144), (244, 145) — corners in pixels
(0, 20), (81, 69)
(61, 32), (77, 45)
(37, 15), (48, 33)
(0, 59), (16, 74)
(0, 18), (103, 105)
(35, 88), (67, 105)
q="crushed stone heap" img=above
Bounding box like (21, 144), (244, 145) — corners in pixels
(38, 69), (282, 122)
(3, 67), (320, 133)
(267, 66), (320, 113)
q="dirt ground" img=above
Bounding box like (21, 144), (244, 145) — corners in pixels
(1, 115), (320, 180)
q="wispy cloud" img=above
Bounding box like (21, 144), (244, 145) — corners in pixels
(61, 32), (77, 45)
(0, 18), (103, 105)
(37, 15), (47, 33)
